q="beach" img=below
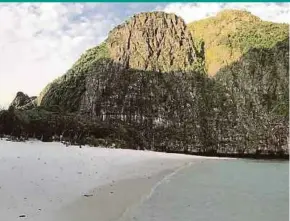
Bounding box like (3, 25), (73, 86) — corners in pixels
(0, 140), (214, 221)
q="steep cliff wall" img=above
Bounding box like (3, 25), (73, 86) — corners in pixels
(3, 10), (289, 157)
(188, 9), (289, 76)
(38, 12), (198, 113)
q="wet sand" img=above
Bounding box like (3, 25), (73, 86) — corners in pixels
(0, 140), (215, 221)
(48, 169), (173, 221)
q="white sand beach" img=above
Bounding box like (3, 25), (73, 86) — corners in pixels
(0, 140), (217, 221)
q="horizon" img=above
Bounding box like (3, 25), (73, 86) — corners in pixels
(0, 3), (289, 108)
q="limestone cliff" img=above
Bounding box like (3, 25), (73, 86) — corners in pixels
(2, 10), (288, 157)
(38, 11), (198, 113)
(107, 12), (196, 72)
(188, 9), (289, 76)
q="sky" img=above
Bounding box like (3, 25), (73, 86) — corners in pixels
(0, 3), (289, 108)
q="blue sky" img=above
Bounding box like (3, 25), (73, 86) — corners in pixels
(0, 3), (289, 108)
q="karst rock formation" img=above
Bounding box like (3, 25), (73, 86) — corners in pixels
(3, 10), (289, 157)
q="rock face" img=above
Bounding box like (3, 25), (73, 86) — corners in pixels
(9, 92), (36, 110)
(4, 10), (288, 157)
(213, 38), (289, 155)
(80, 12), (198, 116)
(107, 12), (196, 72)
(188, 9), (289, 76)
(38, 11), (198, 113)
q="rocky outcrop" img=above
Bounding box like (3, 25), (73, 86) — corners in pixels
(38, 11), (198, 113)
(107, 12), (196, 72)
(2, 10), (288, 158)
(188, 9), (289, 76)
(211, 39), (289, 156)
(9, 92), (36, 110)
(80, 12), (198, 116)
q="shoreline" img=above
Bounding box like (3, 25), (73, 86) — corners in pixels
(117, 160), (196, 221)
(1, 140), (285, 221)
(1, 138), (288, 160)
(164, 150), (290, 161)
(48, 168), (178, 221)
(0, 140), (216, 221)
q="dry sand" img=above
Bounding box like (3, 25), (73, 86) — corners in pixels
(0, 140), (216, 221)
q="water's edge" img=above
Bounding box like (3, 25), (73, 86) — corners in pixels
(118, 160), (199, 221)
(2, 139), (288, 160)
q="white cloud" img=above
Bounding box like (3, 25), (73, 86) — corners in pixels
(0, 3), (288, 108)
(0, 3), (118, 108)
(159, 3), (290, 23)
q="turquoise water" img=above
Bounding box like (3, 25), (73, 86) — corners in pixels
(127, 160), (289, 221)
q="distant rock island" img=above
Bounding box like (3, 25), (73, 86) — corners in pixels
(0, 10), (289, 159)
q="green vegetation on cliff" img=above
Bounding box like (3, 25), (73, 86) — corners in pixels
(188, 9), (289, 75)
(2, 10), (289, 158)
(37, 43), (109, 112)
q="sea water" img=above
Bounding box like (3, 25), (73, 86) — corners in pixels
(126, 159), (289, 221)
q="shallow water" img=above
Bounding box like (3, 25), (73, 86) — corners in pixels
(126, 159), (289, 221)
